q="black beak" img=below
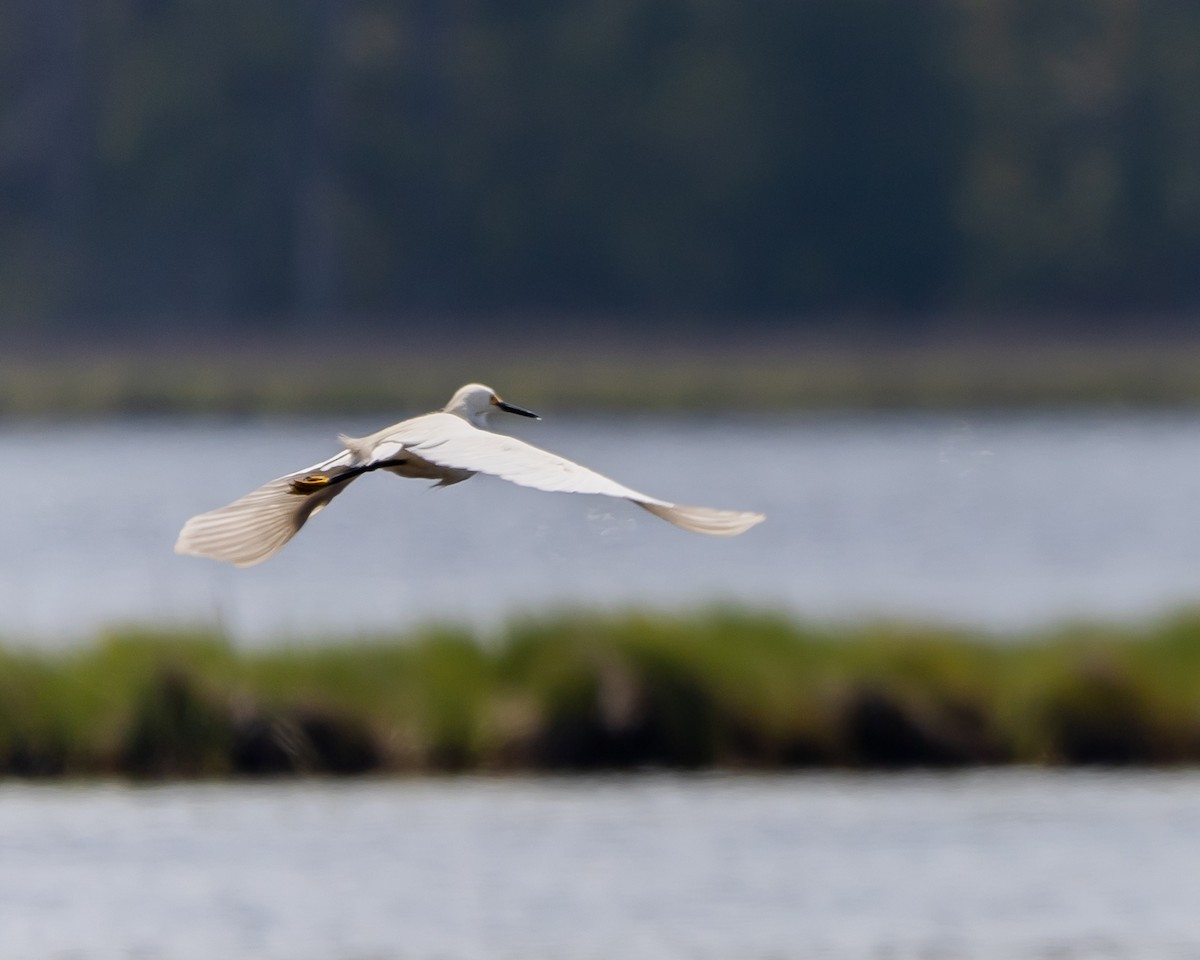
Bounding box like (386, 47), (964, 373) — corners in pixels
(496, 399), (540, 419)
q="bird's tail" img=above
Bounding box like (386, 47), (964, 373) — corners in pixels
(637, 501), (765, 536)
(174, 469), (357, 567)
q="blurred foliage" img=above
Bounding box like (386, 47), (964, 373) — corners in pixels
(5, 609), (1200, 776)
(2, 0), (1199, 331)
(11, 338), (1200, 415)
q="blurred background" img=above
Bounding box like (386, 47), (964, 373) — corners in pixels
(6, 0), (1200, 637)
(3, 0), (1199, 343)
(6, 3), (1200, 959)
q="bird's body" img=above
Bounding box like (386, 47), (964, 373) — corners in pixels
(175, 384), (765, 567)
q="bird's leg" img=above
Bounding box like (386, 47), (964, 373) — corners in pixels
(289, 458), (409, 495)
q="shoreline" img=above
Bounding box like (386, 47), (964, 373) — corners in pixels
(10, 335), (1200, 415)
(3, 608), (1200, 779)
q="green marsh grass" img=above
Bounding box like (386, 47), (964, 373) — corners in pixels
(3, 610), (1200, 777)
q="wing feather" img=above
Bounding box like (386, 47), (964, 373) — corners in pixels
(377, 415), (668, 502)
(174, 451), (354, 567)
(369, 415), (765, 535)
(637, 502), (765, 536)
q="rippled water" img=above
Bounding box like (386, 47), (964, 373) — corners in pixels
(1, 772), (1198, 960)
(5, 411), (1200, 642)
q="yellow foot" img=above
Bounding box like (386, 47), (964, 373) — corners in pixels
(289, 474), (331, 494)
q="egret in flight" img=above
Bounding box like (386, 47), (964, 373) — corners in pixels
(175, 383), (765, 566)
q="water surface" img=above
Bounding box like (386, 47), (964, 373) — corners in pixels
(1, 772), (1197, 960)
(5, 411), (1200, 642)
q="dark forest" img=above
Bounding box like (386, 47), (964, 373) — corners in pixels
(3, 0), (1199, 334)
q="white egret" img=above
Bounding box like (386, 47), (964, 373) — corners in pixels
(175, 383), (765, 566)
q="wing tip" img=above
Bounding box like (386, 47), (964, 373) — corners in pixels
(638, 501), (766, 536)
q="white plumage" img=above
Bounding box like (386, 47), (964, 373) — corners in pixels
(175, 383), (765, 566)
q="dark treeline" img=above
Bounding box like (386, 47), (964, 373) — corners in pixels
(3, 0), (1200, 333)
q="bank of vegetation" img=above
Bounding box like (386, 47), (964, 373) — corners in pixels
(4, 610), (1200, 778)
(11, 336), (1200, 417)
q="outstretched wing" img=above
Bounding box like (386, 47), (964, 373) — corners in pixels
(367, 414), (765, 536)
(174, 449), (356, 566)
(178, 412), (764, 566)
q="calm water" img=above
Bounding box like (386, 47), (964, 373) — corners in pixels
(5, 411), (1200, 642)
(1, 772), (1198, 960)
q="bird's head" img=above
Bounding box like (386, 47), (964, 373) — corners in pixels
(444, 383), (540, 428)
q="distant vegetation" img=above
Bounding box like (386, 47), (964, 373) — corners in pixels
(5, 609), (1200, 777)
(2, 0), (1200, 331)
(11, 337), (1200, 416)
